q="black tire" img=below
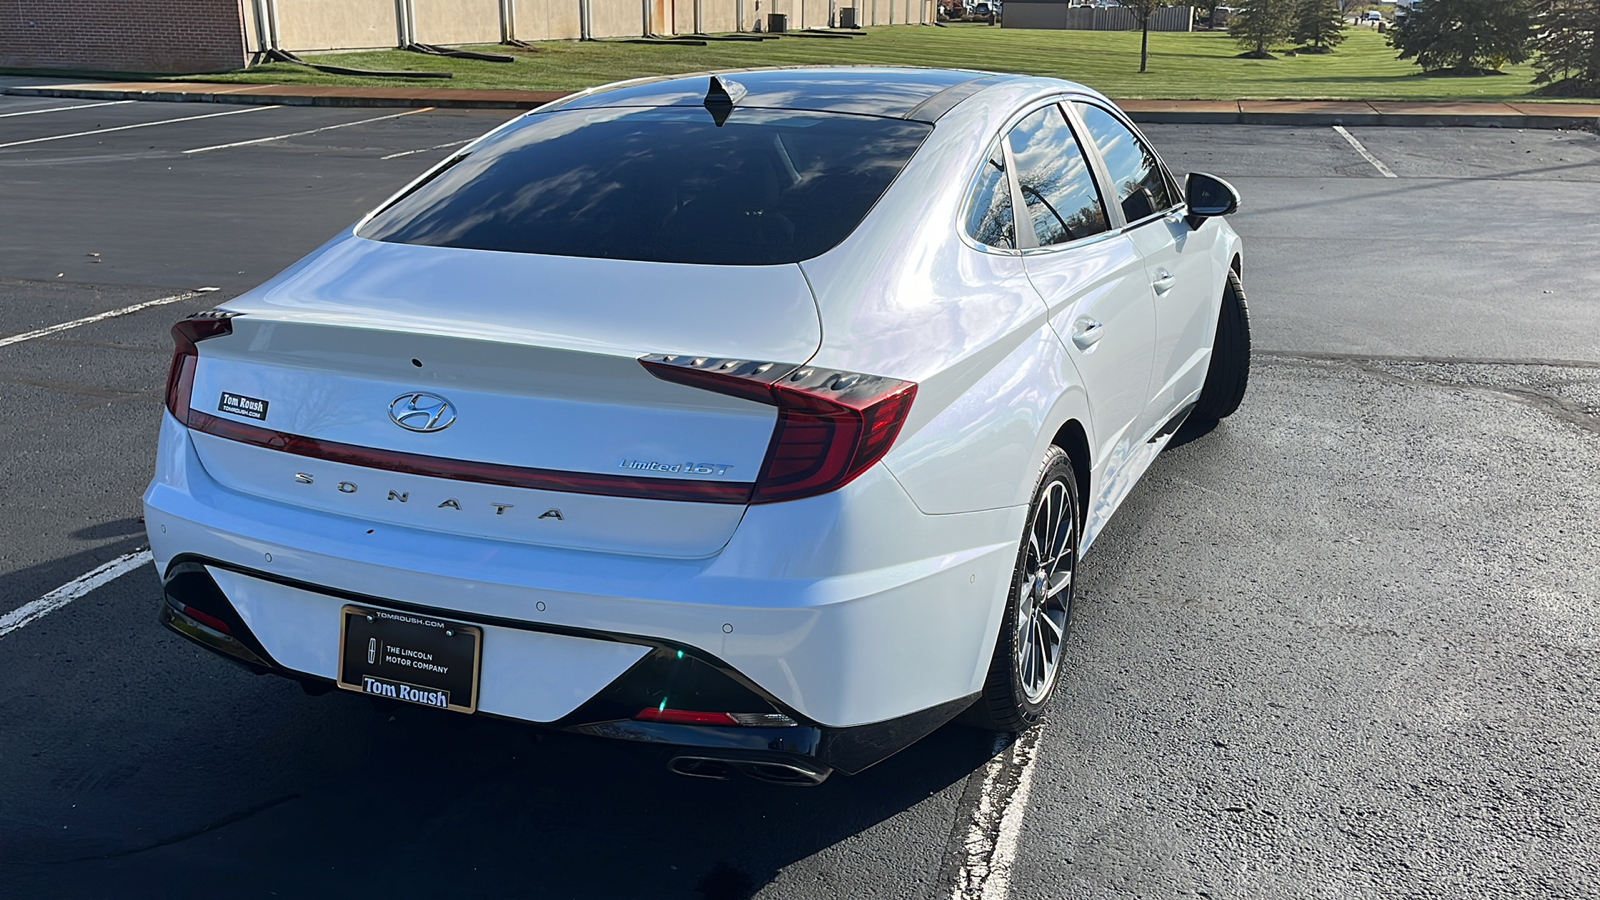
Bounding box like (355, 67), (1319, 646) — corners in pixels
(962, 445), (1080, 732)
(1191, 269), (1251, 423)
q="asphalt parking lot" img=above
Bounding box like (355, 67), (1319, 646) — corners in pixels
(2, 91), (1598, 899)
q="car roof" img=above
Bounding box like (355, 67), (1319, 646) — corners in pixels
(547, 66), (1026, 122)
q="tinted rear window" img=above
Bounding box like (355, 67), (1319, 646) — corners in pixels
(359, 107), (931, 266)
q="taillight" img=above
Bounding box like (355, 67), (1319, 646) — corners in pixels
(640, 354), (917, 504)
(164, 309), (237, 419)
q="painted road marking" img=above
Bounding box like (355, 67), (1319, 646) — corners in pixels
(0, 287), (218, 349)
(184, 107), (437, 154)
(0, 100), (137, 119)
(0, 105), (279, 150)
(0, 551), (153, 640)
(951, 728), (1042, 900)
(1333, 125), (1398, 178)
(380, 138), (473, 160)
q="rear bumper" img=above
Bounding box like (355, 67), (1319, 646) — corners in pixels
(158, 558), (972, 776)
(144, 409), (1025, 768)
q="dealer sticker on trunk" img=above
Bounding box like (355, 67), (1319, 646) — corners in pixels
(218, 392), (269, 421)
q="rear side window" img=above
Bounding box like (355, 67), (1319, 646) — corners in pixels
(1073, 103), (1175, 224)
(1005, 104), (1108, 247)
(964, 141), (1015, 250)
(359, 107), (931, 266)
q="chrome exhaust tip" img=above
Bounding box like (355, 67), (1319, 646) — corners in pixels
(668, 756), (736, 780)
(735, 760), (831, 787)
(668, 754), (832, 786)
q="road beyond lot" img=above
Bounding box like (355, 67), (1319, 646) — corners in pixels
(1, 97), (1598, 899)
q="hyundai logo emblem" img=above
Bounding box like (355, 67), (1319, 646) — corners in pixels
(389, 392), (457, 433)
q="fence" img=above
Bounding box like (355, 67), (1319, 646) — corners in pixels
(1001, 4), (1194, 31)
(0, 0), (936, 74)
(247, 0), (935, 52)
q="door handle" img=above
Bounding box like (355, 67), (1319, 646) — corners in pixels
(1152, 269), (1176, 295)
(1070, 317), (1103, 350)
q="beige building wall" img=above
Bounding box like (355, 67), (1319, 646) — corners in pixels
(511, 0), (583, 39)
(414, 0), (503, 43)
(589, 0), (648, 36)
(243, 0), (927, 51)
(275, 0), (401, 50)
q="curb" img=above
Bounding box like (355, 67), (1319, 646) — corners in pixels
(1133, 111), (1600, 128)
(5, 83), (1599, 128)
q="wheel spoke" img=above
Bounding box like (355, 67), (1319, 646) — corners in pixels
(1044, 484), (1061, 568)
(1045, 540), (1073, 574)
(1045, 569), (1072, 599)
(1039, 610), (1064, 639)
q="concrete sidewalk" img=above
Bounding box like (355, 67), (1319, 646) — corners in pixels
(5, 80), (1600, 127)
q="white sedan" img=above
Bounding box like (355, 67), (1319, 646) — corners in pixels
(145, 67), (1247, 785)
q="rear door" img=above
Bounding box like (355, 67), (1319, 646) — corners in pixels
(1072, 101), (1220, 424)
(1007, 101), (1157, 482)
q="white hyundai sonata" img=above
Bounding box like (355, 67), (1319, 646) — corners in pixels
(145, 67), (1247, 785)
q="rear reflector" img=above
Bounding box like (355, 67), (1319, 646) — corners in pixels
(640, 354), (916, 504)
(634, 708), (797, 727)
(180, 603), (233, 635)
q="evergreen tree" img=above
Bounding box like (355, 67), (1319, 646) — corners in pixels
(1230, 0), (1296, 56)
(1294, 0), (1348, 51)
(1388, 0), (1534, 73)
(1531, 0), (1600, 94)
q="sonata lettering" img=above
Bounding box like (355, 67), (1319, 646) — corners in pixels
(292, 474), (561, 521)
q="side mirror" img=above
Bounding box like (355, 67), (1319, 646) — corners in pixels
(1184, 172), (1240, 229)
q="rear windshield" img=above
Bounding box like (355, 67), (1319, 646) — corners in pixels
(359, 107), (931, 266)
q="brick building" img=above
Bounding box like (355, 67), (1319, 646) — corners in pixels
(0, 0), (248, 73)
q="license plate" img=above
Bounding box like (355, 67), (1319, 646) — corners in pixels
(336, 605), (482, 713)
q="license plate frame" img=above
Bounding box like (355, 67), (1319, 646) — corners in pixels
(336, 605), (482, 714)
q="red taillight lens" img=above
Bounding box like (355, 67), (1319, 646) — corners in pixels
(640, 354), (917, 504)
(164, 310), (237, 419)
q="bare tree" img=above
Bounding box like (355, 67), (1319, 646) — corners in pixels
(1125, 0), (1174, 72)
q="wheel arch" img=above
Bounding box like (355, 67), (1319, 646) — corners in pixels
(1050, 418), (1091, 530)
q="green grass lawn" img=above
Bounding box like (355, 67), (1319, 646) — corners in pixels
(182, 26), (1592, 102)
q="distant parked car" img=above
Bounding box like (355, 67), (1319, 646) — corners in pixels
(1365, 10), (1383, 21)
(974, 2), (992, 14)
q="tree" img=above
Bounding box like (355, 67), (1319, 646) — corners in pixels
(1125, 0), (1173, 72)
(1230, 0), (1296, 57)
(1294, 0), (1348, 50)
(1531, 0), (1600, 94)
(1388, 0), (1535, 73)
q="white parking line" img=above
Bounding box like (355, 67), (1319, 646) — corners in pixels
(184, 107), (437, 154)
(0, 105), (279, 150)
(0, 287), (217, 349)
(0, 100), (137, 119)
(1333, 125), (1398, 178)
(380, 138), (473, 160)
(952, 728), (1042, 900)
(0, 551), (153, 640)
